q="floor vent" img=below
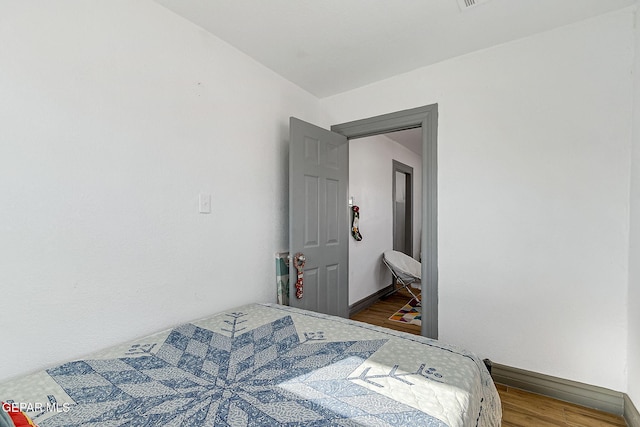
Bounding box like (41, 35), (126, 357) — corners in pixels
(457, 0), (491, 11)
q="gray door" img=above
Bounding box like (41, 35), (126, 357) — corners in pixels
(289, 117), (349, 318)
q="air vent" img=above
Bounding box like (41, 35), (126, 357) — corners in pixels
(457, 0), (491, 11)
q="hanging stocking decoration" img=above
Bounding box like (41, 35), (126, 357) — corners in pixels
(351, 205), (363, 241)
(293, 253), (306, 299)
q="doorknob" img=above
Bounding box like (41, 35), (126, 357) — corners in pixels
(294, 253), (306, 265)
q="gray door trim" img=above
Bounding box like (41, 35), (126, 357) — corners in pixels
(392, 160), (413, 256)
(331, 104), (438, 339)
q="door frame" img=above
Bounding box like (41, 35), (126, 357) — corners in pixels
(331, 103), (438, 339)
(392, 160), (413, 256)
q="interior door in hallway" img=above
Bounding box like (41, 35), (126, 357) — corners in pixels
(289, 117), (349, 318)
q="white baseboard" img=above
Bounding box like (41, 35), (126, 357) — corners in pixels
(491, 363), (639, 426)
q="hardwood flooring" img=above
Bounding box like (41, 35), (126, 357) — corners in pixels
(350, 288), (422, 335)
(497, 384), (626, 427)
(349, 291), (627, 427)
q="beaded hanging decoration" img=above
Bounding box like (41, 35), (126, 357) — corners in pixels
(351, 205), (363, 241)
(293, 253), (306, 299)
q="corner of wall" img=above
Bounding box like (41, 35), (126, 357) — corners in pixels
(627, 0), (640, 408)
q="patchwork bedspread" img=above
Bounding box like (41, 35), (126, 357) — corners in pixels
(0, 303), (501, 426)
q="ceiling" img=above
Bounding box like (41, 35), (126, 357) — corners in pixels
(386, 128), (423, 155)
(155, 0), (636, 98)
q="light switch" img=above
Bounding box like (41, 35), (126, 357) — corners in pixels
(199, 193), (211, 214)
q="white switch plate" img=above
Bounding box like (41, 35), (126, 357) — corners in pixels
(199, 193), (211, 214)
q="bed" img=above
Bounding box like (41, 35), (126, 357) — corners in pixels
(0, 303), (501, 426)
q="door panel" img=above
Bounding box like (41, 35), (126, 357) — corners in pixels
(304, 176), (319, 246)
(326, 179), (339, 244)
(290, 117), (349, 318)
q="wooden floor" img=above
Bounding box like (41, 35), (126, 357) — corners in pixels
(350, 292), (627, 427)
(350, 288), (422, 335)
(497, 384), (626, 427)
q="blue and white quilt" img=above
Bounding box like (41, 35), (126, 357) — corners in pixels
(0, 303), (501, 426)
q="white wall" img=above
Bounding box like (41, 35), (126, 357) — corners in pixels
(348, 135), (422, 305)
(628, 4), (640, 409)
(2, 0), (637, 401)
(322, 9), (633, 392)
(0, 0), (320, 382)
